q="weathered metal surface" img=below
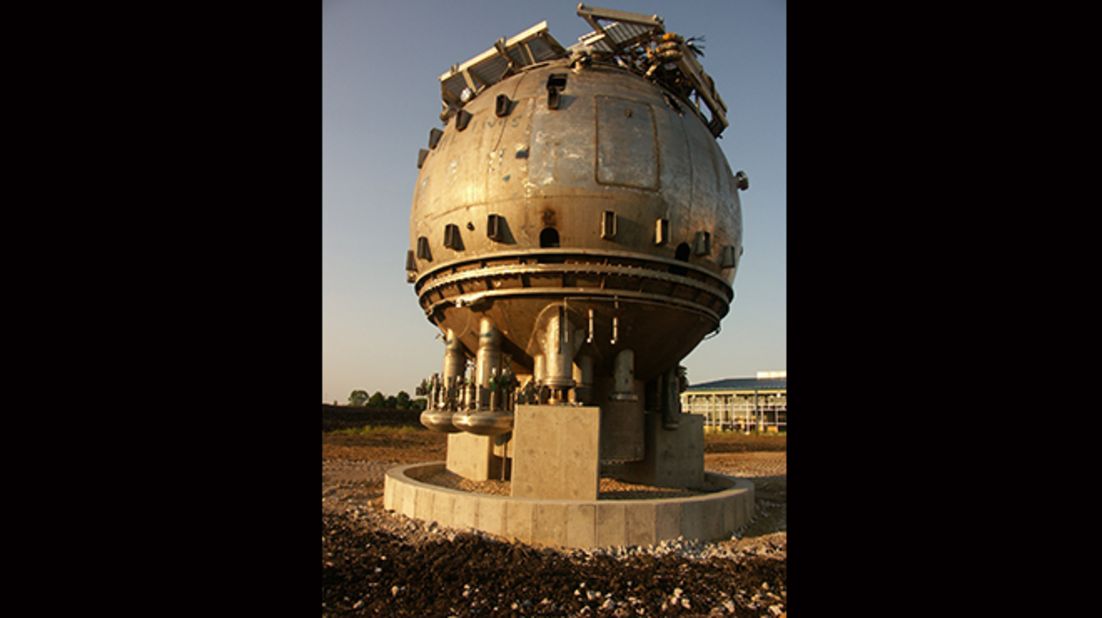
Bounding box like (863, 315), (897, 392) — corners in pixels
(408, 9), (744, 454)
(411, 61), (740, 289)
(595, 95), (658, 189)
(451, 409), (514, 436)
(420, 408), (461, 433)
(407, 61), (743, 379)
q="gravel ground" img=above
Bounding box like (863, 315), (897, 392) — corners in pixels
(322, 429), (787, 617)
(323, 505), (785, 617)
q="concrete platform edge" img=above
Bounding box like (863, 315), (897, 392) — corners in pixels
(382, 461), (754, 549)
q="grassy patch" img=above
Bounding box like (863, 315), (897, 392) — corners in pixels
(704, 432), (787, 453)
(323, 424), (447, 454)
(330, 425), (423, 437)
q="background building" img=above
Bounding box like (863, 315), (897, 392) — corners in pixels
(681, 371), (787, 432)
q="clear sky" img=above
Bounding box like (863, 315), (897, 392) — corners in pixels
(323, 0), (785, 403)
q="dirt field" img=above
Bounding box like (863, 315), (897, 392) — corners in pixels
(322, 425), (786, 617)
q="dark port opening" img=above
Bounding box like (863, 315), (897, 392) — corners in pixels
(540, 227), (560, 248)
(670, 242), (690, 275)
(538, 227), (563, 263)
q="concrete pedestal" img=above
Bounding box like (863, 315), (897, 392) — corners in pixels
(599, 399), (645, 462)
(446, 432), (506, 481)
(608, 412), (705, 489)
(511, 405), (601, 500)
(384, 462), (754, 549)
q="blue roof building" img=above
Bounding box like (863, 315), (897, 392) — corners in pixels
(686, 376), (787, 393)
(681, 373), (787, 432)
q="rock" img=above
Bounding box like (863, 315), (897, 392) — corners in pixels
(724, 600), (736, 613)
(681, 598), (691, 609)
(391, 586), (400, 597)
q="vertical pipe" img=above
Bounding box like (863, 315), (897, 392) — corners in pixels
(533, 354), (546, 385)
(610, 349), (637, 401)
(440, 328), (462, 414)
(443, 328), (465, 382)
(475, 317), (502, 409)
(542, 308), (575, 390)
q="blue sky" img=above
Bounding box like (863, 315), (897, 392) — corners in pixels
(323, 0), (785, 402)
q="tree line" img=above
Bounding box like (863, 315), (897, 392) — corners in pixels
(345, 389), (427, 411)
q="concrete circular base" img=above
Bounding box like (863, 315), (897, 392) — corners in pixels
(383, 462), (754, 549)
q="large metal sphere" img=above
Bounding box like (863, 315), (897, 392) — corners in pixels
(409, 59), (742, 381)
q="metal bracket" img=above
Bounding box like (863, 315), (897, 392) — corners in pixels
(546, 74), (567, 109)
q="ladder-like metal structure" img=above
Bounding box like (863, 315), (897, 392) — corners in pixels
(436, 4), (730, 137)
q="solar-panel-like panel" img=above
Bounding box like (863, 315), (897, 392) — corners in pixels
(438, 23), (567, 108)
(572, 20), (660, 54)
(605, 22), (651, 45)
